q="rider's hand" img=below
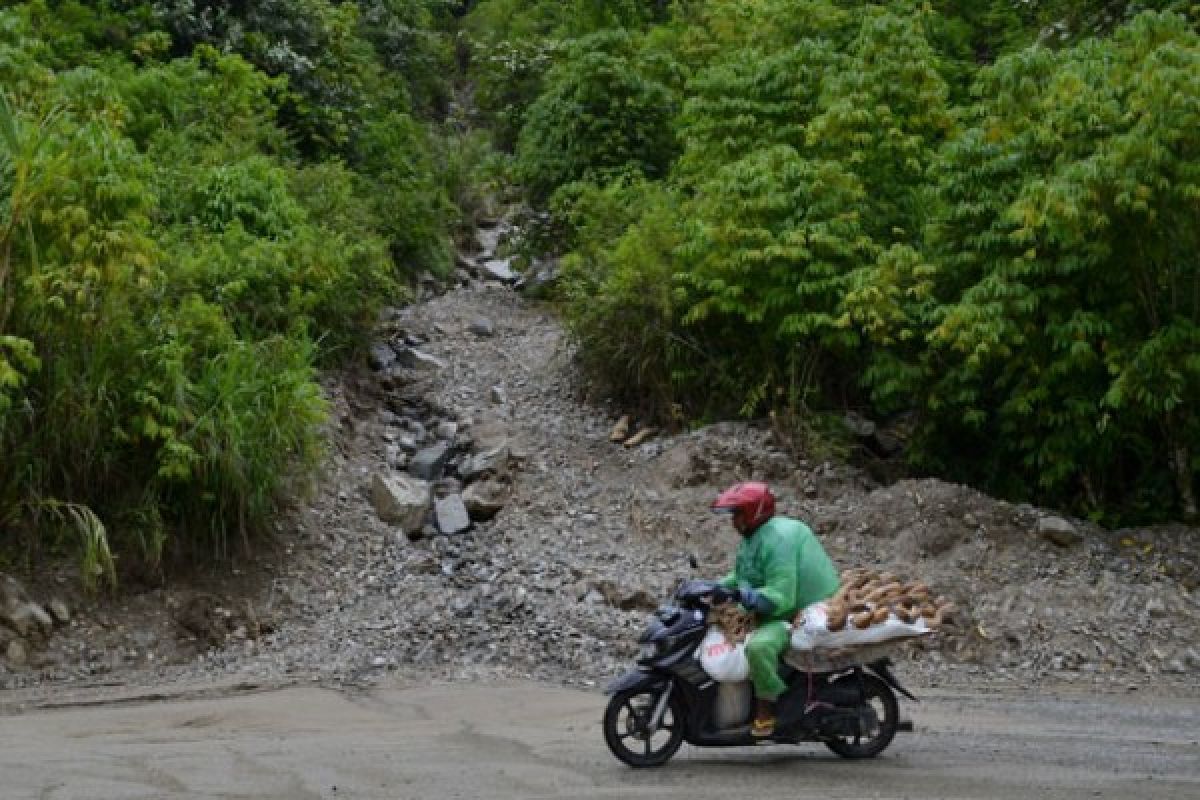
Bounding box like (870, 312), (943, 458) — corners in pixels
(709, 586), (740, 606)
(738, 587), (775, 615)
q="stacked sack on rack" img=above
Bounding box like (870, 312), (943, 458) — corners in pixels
(790, 568), (957, 652)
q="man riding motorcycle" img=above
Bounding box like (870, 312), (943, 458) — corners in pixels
(712, 481), (840, 737)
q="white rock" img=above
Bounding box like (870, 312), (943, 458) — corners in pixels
(435, 495), (471, 535)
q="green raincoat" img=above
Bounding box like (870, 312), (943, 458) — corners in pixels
(719, 516), (840, 621)
(718, 516), (839, 700)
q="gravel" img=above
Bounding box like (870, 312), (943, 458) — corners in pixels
(3, 275), (1199, 703)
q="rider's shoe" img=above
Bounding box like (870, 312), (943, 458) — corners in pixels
(750, 698), (776, 738)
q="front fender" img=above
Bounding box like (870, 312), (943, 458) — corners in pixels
(604, 669), (668, 695)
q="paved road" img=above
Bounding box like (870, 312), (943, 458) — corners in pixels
(1, 681), (1197, 799)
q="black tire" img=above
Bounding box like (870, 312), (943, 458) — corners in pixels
(603, 687), (685, 767)
(823, 673), (899, 759)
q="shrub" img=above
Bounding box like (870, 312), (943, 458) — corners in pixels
(515, 31), (678, 202)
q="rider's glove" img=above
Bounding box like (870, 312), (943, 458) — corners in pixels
(738, 587), (775, 615)
(710, 585), (739, 605)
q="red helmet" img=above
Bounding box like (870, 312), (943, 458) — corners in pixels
(712, 482), (776, 531)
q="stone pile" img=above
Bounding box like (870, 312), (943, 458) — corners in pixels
(2, 215), (1198, 699)
(1, 574), (70, 670)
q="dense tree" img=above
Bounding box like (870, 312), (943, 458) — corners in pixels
(488, 0), (1200, 522)
(515, 31), (678, 201)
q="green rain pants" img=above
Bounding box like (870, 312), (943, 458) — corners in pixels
(744, 620), (791, 700)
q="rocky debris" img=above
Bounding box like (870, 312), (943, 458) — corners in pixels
(3, 224), (1199, 699)
(513, 257), (560, 296)
(370, 473), (431, 535)
(397, 347), (447, 372)
(172, 594), (272, 648)
(463, 480), (509, 521)
(1, 573), (70, 671)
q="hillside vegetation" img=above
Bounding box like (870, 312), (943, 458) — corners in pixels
(1, 1), (1197, 586)
(0, 0), (491, 583)
(463, 0), (1200, 525)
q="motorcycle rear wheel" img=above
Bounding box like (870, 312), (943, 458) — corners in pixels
(603, 687), (685, 767)
(823, 673), (899, 759)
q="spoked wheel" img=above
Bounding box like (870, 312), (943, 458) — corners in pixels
(823, 673), (899, 759)
(603, 687), (685, 767)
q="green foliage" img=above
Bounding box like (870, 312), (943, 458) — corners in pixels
(913, 11), (1200, 518)
(0, 0), (456, 579)
(436, 129), (510, 243)
(515, 30), (678, 201)
(353, 110), (452, 274)
(676, 146), (875, 413)
(117, 46), (290, 157)
(529, 2), (1199, 521)
(675, 41), (841, 181)
(806, 7), (952, 241)
(557, 177), (692, 415)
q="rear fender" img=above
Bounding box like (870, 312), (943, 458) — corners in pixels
(868, 658), (917, 702)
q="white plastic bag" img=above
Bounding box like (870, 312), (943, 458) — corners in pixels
(790, 601), (931, 652)
(697, 626), (749, 682)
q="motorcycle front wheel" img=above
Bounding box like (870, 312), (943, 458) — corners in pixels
(823, 673), (899, 759)
(603, 687), (685, 767)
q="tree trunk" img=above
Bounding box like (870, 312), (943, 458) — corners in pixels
(1171, 441), (1197, 521)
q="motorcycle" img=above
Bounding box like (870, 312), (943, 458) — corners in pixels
(603, 579), (916, 767)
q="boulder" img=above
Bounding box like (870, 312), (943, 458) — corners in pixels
(368, 342), (398, 371)
(468, 318), (495, 337)
(1037, 515), (1082, 548)
(6, 603), (53, 638)
(459, 444), (512, 483)
(370, 472), (431, 534)
(475, 225), (504, 258)
(481, 258), (518, 283)
(463, 480), (509, 521)
(410, 442), (452, 480)
(435, 494), (471, 535)
(470, 416), (510, 452)
(397, 347), (447, 371)
(47, 598), (71, 625)
(592, 580), (659, 612)
(843, 411), (877, 438)
(0, 573), (26, 614)
(0, 574), (52, 638)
